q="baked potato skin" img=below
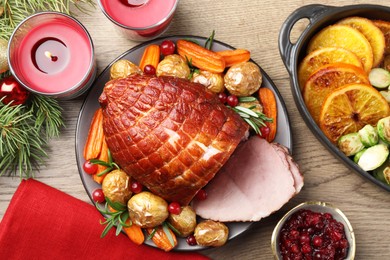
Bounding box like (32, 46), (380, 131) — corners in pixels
(224, 61), (262, 96)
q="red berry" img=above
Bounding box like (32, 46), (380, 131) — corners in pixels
(218, 92), (227, 104)
(186, 235), (197, 246)
(130, 180), (143, 193)
(301, 243), (311, 254)
(195, 189), (207, 201)
(168, 202), (181, 215)
(160, 40), (176, 56)
(299, 233), (310, 244)
(92, 189), (105, 203)
(312, 236), (323, 247)
(259, 126), (270, 138)
(226, 95), (239, 107)
(144, 64), (156, 75)
(83, 160), (98, 175)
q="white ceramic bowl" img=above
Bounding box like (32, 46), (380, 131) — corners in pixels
(271, 201), (356, 259)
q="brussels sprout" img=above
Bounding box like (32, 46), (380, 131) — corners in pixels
(373, 163), (390, 185)
(358, 124), (378, 147)
(338, 133), (365, 156)
(127, 191), (168, 228)
(353, 148), (367, 164)
(357, 144), (389, 171)
(194, 220), (229, 247)
(369, 68), (390, 89)
(377, 116), (390, 144)
(380, 91), (390, 103)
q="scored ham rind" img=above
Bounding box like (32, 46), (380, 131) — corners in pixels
(192, 136), (303, 222)
(99, 74), (248, 205)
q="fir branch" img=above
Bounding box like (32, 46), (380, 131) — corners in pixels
(0, 0), (95, 41)
(0, 100), (47, 178)
(30, 94), (64, 139)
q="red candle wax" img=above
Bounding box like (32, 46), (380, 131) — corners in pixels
(10, 14), (94, 95)
(100, 0), (177, 28)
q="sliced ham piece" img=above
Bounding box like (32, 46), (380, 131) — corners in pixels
(192, 136), (303, 222)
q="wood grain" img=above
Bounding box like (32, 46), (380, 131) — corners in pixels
(1, 0), (390, 259)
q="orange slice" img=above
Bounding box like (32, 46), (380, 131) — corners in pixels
(319, 83), (390, 143)
(338, 17), (385, 68)
(307, 25), (374, 72)
(298, 47), (363, 89)
(303, 63), (370, 123)
(373, 20), (390, 55)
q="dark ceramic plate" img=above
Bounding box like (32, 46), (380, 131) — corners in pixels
(279, 4), (390, 192)
(75, 35), (292, 250)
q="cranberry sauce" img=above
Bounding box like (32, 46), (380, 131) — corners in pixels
(279, 209), (349, 260)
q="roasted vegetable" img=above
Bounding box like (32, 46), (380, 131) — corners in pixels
(127, 191), (169, 228)
(176, 39), (225, 73)
(358, 124), (378, 147)
(102, 169), (132, 205)
(373, 161), (390, 185)
(338, 133), (365, 156)
(156, 54), (190, 79)
(194, 220), (229, 247)
(110, 59), (142, 79)
(369, 68), (390, 89)
(224, 61), (262, 96)
(147, 224), (177, 252)
(377, 116), (390, 144)
(353, 148), (367, 163)
(357, 144), (389, 171)
(217, 49), (251, 67)
(380, 90), (390, 103)
(83, 108), (104, 160)
(139, 44), (160, 72)
(123, 220), (145, 245)
(167, 206), (197, 237)
(191, 70), (224, 93)
(259, 88), (277, 142)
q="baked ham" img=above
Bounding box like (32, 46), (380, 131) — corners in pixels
(99, 75), (248, 205)
(192, 136), (303, 222)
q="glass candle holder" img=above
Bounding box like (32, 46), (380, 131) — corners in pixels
(8, 12), (96, 99)
(97, 0), (179, 41)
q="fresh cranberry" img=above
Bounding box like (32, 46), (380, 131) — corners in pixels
(168, 202), (181, 215)
(186, 235), (197, 246)
(312, 236), (323, 247)
(299, 233), (310, 244)
(144, 64), (156, 75)
(92, 189), (105, 203)
(130, 180), (143, 193)
(290, 244), (299, 254)
(83, 160), (98, 175)
(195, 189), (207, 201)
(259, 126), (270, 138)
(160, 40), (176, 56)
(289, 230), (300, 240)
(218, 92), (228, 104)
(301, 243), (312, 254)
(226, 95), (239, 107)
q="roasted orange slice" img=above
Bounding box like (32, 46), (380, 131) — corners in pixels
(303, 63), (370, 124)
(298, 47), (363, 90)
(373, 20), (390, 55)
(338, 17), (385, 68)
(307, 25), (373, 72)
(319, 83), (390, 143)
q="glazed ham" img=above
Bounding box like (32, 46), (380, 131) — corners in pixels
(192, 136), (303, 222)
(99, 75), (248, 205)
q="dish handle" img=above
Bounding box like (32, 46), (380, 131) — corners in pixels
(278, 4), (334, 73)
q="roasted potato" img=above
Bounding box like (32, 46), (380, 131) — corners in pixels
(110, 59), (142, 79)
(127, 191), (169, 228)
(156, 54), (190, 79)
(224, 61), (262, 96)
(101, 169), (132, 205)
(238, 99), (263, 114)
(194, 220), (229, 247)
(191, 70), (224, 93)
(168, 206), (197, 237)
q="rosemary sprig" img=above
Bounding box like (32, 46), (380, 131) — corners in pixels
(96, 197), (131, 238)
(204, 30), (215, 50)
(229, 96), (273, 135)
(90, 149), (120, 176)
(185, 56), (200, 80)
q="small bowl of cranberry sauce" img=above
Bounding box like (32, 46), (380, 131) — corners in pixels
(271, 201), (355, 260)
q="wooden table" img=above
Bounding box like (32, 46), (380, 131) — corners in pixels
(1, 0), (390, 259)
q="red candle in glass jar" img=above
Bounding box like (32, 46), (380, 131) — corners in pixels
(98, 0), (179, 41)
(8, 12), (96, 99)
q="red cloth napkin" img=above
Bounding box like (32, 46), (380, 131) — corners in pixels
(0, 179), (210, 260)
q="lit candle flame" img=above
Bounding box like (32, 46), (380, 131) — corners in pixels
(44, 51), (58, 62)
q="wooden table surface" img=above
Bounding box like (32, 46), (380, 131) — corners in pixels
(1, 0), (390, 259)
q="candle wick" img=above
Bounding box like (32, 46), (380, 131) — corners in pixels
(44, 51), (58, 62)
